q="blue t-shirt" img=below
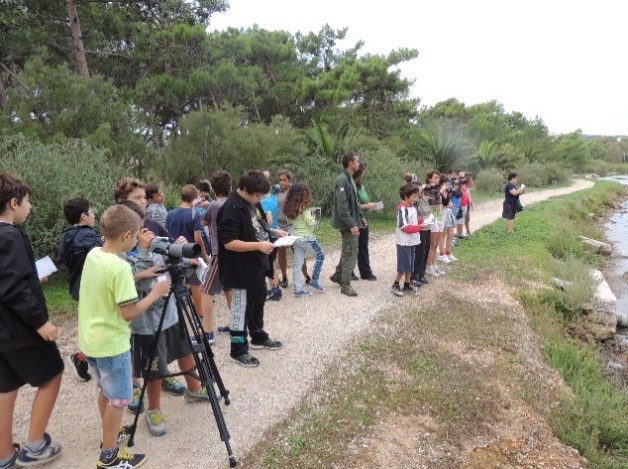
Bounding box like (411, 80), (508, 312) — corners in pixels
(261, 194), (279, 229)
(166, 207), (202, 243)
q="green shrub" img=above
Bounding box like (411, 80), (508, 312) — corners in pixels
(550, 254), (597, 317)
(0, 135), (125, 258)
(473, 168), (504, 192)
(517, 161), (551, 187)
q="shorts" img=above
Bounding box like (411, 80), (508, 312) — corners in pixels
(200, 256), (230, 296)
(85, 351), (132, 407)
(185, 270), (201, 286)
(429, 221), (444, 233)
(443, 208), (456, 228)
(0, 342), (64, 393)
(131, 323), (191, 379)
(396, 245), (415, 274)
(502, 201), (515, 220)
(456, 206), (468, 226)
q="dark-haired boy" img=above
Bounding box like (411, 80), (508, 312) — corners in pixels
(144, 184), (167, 229)
(0, 172), (63, 468)
(217, 170), (285, 367)
(58, 197), (103, 382)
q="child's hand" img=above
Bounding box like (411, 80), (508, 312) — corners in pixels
(173, 236), (188, 245)
(37, 321), (59, 341)
(153, 279), (171, 297)
(138, 228), (155, 250)
(142, 265), (164, 279)
(258, 241), (275, 255)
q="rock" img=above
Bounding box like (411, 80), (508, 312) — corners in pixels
(575, 270), (617, 340)
(579, 236), (613, 256)
(551, 277), (572, 290)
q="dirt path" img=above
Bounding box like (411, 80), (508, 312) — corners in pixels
(12, 180), (593, 468)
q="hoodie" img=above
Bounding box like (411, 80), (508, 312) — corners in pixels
(58, 225), (103, 301)
(396, 201), (424, 246)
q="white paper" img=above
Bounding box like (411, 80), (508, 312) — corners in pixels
(423, 214), (436, 226)
(273, 236), (301, 248)
(372, 201), (384, 211)
(196, 258), (208, 282)
(35, 256), (57, 280)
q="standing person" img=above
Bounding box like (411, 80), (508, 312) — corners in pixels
(330, 152), (364, 297)
(412, 185), (432, 286)
(459, 171), (474, 236)
(423, 171), (444, 277)
(144, 184), (168, 229)
(0, 173), (63, 468)
(260, 170), (282, 301)
(503, 172), (526, 235)
(439, 177), (456, 264)
(78, 204), (170, 468)
(284, 182), (326, 297)
(274, 170), (292, 288)
(58, 197), (103, 382)
(353, 163), (377, 281)
(217, 170), (285, 367)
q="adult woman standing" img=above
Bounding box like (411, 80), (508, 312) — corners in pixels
(353, 163), (377, 281)
(503, 172), (526, 234)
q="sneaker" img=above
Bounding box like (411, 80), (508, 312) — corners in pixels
(0, 444), (19, 469)
(231, 353), (260, 368)
(309, 280), (325, 292)
(67, 352), (91, 382)
(351, 272), (359, 281)
(419, 276), (429, 285)
(409, 279), (422, 288)
(362, 275), (377, 281)
(16, 433), (61, 467)
(144, 409), (167, 437)
(435, 265), (445, 275)
(97, 447), (146, 469)
(100, 426), (132, 449)
(266, 287), (282, 301)
(340, 283), (358, 297)
(329, 273), (341, 284)
(402, 285), (418, 296)
(161, 376), (185, 396)
(452, 238), (460, 246)
(438, 255), (452, 264)
(127, 384), (145, 414)
(294, 289), (311, 298)
(458, 234), (468, 240)
(448, 254), (458, 262)
(191, 331), (215, 345)
(184, 387), (210, 403)
(250, 338), (283, 350)
(280, 278), (289, 289)
(390, 284), (404, 297)
(428, 265), (440, 277)
(304, 275), (311, 285)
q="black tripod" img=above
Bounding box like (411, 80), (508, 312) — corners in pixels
(127, 259), (237, 468)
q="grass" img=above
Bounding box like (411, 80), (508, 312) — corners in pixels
(239, 180), (628, 468)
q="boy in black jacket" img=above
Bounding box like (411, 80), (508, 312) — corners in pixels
(58, 197), (102, 382)
(217, 170), (286, 367)
(0, 173), (63, 468)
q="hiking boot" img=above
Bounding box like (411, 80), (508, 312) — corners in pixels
(351, 272), (359, 281)
(266, 287), (282, 301)
(390, 284), (404, 297)
(145, 409), (167, 437)
(184, 387), (210, 403)
(250, 338), (283, 350)
(161, 376), (184, 396)
(127, 384), (144, 414)
(294, 289), (311, 298)
(329, 273), (341, 284)
(0, 444), (19, 469)
(280, 278), (289, 289)
(231, 353), (260, 368)
(67, 352), (91, 382)
(340, 283), (358, 297)
(308, 280), (325, 292)
(17, 433), (61, 467)
(97, 447), (146, 469)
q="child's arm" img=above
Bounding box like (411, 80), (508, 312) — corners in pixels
(302, 208), (316, 228)
(119, 280), (170, 322)
(224, 239), (275, 255)
(399, 208), (422, 234)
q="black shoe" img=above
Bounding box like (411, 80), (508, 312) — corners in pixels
(402, 285), (418, 296)
(97, 447), (145, 468)
(305, 275), (311, 285)
(330, 274), (341, 284)
(266, 287), (282, 301)
(231, 353), (260, 368)
(419, 276), (429, 285)
(67, 353), (91, 382)
(362, 275), (377, 281)
(250, 338), (283, 350)
(351, 272), (359, 281)
(341, 283), (358, 297)
(280, 278), (289, 289)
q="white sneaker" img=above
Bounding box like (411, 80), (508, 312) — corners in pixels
(438, 255), (451, 264)
(448, 254), (458, 262)
(428, 265), (440, 277)
(435, 265), (445, 275)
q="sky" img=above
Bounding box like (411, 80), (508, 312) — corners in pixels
(208, 0), (627, 137)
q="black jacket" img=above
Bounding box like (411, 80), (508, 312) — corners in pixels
(0, 222), (49, 351)
(217, 191), (269, 289)
(58, 225), (103, 301)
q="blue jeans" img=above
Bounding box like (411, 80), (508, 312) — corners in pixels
(293, 236), (325, 292)
(85, 351), (132, 407)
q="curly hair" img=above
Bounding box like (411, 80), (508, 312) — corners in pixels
(283, 182), (312, 220)
(114, 177), (145, 202)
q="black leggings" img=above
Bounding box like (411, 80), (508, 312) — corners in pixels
(413, 230), (431, 279)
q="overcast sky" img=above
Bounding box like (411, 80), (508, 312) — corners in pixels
(209, 0), (627, 137)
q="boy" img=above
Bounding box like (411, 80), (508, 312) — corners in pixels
(0, 172), (63, 468)
(58, 196), (103, 382)
(391, 184), (426, 297)
(200, 171), (234, 344)
(217, 170), (285, 367)
(144, 184), (167, 229)
(260, 170), (282, 301)
(119, 200), (209, 437)
(78, 204), (170, 468)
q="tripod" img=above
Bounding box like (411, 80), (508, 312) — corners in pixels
(127, 259), (237, 468)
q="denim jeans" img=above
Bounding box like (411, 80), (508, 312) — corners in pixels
(293, 236), (325, 292)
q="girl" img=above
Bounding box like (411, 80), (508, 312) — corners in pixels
(284, 182), (325, 297)
(424, 171), (443, 277)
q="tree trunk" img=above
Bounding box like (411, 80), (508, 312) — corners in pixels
(66, 0), (90, 78)
(0, 73), (6, 109)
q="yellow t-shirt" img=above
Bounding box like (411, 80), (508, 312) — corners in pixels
(78, 248), (138, 358)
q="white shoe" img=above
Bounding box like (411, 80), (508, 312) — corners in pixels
(435, 265), (445, 275)
(448, 254), (458, 262)
(438, 255), (451, 264)
(428, 265), (440, 277)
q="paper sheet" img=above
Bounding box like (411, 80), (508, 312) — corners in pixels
(273, 236), (301, 248)
(423, 214), (436, 226)
(35, 256), (57, 280)
(372, 201), (384, 211)
(196, 258), (208, 282)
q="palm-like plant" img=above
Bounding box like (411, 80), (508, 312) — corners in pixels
(304, 119), (353, 164)
(417, 123), (472, 171)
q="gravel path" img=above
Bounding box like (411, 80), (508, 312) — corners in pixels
(12, 180), (593, 468)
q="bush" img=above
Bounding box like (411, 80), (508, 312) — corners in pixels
(517, 161), (551, 187)
(0, 135), (125, 258)
(550, 254), (597, 317)
(473, 168), (503, 192)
